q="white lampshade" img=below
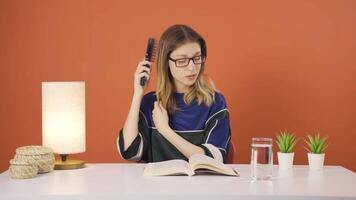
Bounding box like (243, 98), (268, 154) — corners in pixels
(42, 81), (86, 154)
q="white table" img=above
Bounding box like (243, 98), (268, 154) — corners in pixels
(0, 164), (355, 200)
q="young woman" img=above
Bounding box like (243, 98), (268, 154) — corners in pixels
(117, 24), (231, 163)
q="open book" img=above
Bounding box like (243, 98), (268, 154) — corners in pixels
(143, 154), (239, 176)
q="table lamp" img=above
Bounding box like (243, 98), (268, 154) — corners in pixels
(42, 81), (86, 170)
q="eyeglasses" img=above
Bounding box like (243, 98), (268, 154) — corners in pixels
(168, 55), (206, 68)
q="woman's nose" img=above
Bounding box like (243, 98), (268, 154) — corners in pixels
(186, 60), (196, 71)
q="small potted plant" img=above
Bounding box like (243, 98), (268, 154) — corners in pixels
(276, 130), (298, 170)
(305, 132), (328, 170)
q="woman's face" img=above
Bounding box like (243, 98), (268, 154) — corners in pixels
(168, 42), (202, 93)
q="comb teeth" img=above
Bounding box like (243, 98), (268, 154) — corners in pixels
(145, 37), (157, 62)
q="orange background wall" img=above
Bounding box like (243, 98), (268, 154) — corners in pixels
(1, 0), (355, 172)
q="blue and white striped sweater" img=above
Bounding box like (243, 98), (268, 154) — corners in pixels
(118, 91), (231, 163)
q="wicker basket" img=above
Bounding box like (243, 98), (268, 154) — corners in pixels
(15, 145), (55, 173)
(9, 159), (38, 179)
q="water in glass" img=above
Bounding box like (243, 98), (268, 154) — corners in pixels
(251, 138), (273, 180)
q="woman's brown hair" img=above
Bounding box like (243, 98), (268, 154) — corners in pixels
(156, 24), (215, 113)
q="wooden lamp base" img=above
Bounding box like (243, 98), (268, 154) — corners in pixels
(54, 154), (85, 170)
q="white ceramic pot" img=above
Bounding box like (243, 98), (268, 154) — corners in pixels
(308, 153), (325, 170)
(277, 152), (294, 170)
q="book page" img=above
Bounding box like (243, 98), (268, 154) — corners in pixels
(143, 159), (193, 176)
(189, 154), (238, 176)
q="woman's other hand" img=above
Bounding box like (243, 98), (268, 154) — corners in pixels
(152, 101), (170, 134)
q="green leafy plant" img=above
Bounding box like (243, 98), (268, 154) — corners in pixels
(305, 132), (328, 154)
(276, 130), (298, 153)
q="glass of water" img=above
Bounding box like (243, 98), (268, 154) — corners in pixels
(251, 137), (273, 180)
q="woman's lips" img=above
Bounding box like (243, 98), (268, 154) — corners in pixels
(186, 75), (196, 80)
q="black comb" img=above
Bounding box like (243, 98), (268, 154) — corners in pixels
(140, 37), (157, 86)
